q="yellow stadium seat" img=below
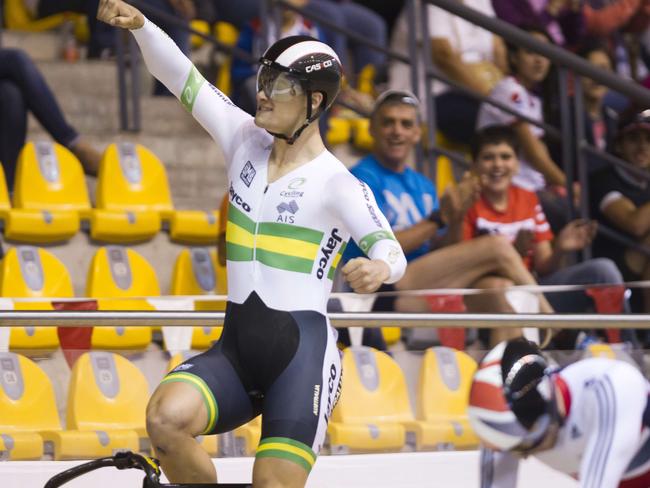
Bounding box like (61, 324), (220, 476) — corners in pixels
(435, 155), (457, 199)
(351, 118), (374, 152)
(0, 352), (131, 461)
(584, 343), (616, 359)
(326, 118), (352, 146)
(4, 0), (85, 34)
(0, 163), (11, 212)
(328, 346), (410, 453)
(4, 142), (90, 243)
(92, 142), (218, 244)
(411, 347), (479, 450)
(0, 246), (74, 351)
(44, 351), (144, 459)
(86, 247), (158, 349)
(381, 327), (401, 346)
(214, 22), (239, 96)
(168, 210), (219, 245)
(190, 19), (210, 49)
(0, 352), (60, 459)
(171, 248), (224, 349)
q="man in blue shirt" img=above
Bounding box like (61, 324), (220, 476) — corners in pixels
(345, 91), (554, 346)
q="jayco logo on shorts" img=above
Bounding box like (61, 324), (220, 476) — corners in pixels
(317, 228), (342, 279)
(324, 363), (338, 423)
(229, 183), (251, 212)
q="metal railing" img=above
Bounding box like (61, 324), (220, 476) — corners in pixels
(0, 310), (646, 329)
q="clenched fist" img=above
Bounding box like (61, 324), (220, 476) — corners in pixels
(342, 258), (390, 294)
(97, 0), (145, 29)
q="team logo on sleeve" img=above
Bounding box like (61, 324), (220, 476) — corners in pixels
(317, 228), (343, 279)
(240, 161), (256, 187)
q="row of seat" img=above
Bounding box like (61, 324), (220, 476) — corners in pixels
(2, 245), (226, 351)
(0, 345), (479, 460)
(0, 141), (221, 245)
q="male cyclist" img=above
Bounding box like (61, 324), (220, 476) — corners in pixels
(97, 1), (407, 487)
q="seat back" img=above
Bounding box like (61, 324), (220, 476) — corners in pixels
(67, 351), (148, 431)
(0, 163), (11, 211)
(86, 247), (159, 349)
(171, 248), (224, 348)
(95, 143), (174, 213)
(332, 346), (413, 424)
(0, 352), (61, 432)
(0, 247), (74, 350)
(416, 347), (477, 421)
(13, 141), (90, 212)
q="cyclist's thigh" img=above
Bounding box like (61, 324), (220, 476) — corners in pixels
(163, 342), (259, 435)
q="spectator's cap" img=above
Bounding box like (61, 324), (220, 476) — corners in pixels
(372, 90), (421, 117)
(617, 109), (650, 138)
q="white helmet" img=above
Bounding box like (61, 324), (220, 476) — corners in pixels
(468, 338), (556, 452)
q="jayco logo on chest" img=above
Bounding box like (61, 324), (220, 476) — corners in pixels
(316, 228), (342, 279)
(229, 183), (251, 213)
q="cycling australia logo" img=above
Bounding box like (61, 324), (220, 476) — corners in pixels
(240, 161), (256, 187)
(276, 200), (299, 223)
(281, 177), (306, 198)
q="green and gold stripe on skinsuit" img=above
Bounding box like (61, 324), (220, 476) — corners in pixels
(256, 437), (317, 473)
(160, 372), (218, 434)
(226, 203), (325, 274)
(327, 241), (347, 280)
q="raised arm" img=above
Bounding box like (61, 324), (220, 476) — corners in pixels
(97, 0), (253, 164)
(325, 172), (407, 293)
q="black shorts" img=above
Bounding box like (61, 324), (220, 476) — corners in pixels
(161, 292), (342, 473)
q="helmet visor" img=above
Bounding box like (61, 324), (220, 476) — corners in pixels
(256, 63), (305, 102)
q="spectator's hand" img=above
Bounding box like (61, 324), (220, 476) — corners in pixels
(168, 0), (196, 20)
(440, 172), (480, 224)
(342, 258), (390, 294)
(97, 0), (144, 29)
(513, 229), (535, 257)
(556, 219), (598, 252)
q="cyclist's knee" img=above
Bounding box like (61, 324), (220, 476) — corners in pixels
(146, 395), (197, 443)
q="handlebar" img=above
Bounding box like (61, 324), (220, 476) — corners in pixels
(44, 451), (162, 488)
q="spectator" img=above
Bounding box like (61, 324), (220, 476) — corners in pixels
(465, 125), (629, 344)
(492, 0), (586, 49)
(579, 41), (619, 171)
(346, 91), (554, 347)
(304, 0), (388, 84)
(583, 0), (650, 38)
(590, 110), (650, 314)
(388, 0), (508, 146)
(476, 27), (571, 233)
(231, 0), (322, 115)
(0, 48), (101, 189)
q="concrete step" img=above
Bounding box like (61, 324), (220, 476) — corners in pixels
(2, 30), (64, 61)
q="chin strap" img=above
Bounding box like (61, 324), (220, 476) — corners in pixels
(267, 89), (322, 145)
